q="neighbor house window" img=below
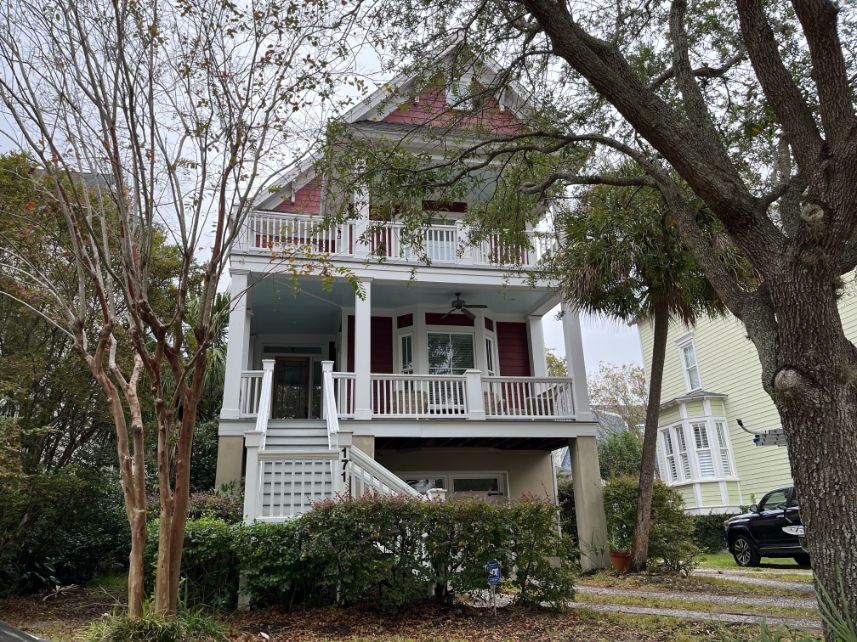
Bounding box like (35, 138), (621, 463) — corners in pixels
(428, 333), (474, 374)
(400, 334), (413, 374)
(662, 431), (679, 482)
(660, 419), (736, 484)
(679, 339), (702, 391)
(692, 422), (716, 478)
(715, 422), (733, 476)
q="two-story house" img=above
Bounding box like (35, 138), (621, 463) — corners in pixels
(214, 56), (610, 569)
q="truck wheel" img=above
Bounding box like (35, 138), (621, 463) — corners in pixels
(732, 535), (760, 567)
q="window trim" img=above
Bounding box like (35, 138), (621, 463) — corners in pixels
(446, 76), (474, 110)
(658, 417), (738, 486)
(676, 335), (703, 392)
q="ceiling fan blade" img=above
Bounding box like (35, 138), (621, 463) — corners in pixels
(462, 308), (476, 320)
(467, 304), (489, 308)
(439, 309), (454, 320)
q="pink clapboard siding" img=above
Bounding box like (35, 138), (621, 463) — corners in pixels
(383, 86), (522, 135)
(274, 176), (322, 213)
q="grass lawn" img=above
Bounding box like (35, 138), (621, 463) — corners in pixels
(700, 553), (812, 571)
(578, 570), (810, 598)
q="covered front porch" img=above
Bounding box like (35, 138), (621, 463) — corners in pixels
(219, 274), (595, 425)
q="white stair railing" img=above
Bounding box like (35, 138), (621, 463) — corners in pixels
(242, 360), (275, 523)
(321, 361), (339, 448)
(345, 445), (424, 499)
(239, 371), (264, 417)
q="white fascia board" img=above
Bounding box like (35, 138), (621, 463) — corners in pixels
(350, 420), (599, 439)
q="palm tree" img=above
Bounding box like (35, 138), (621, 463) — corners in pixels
(536, 184), (745, 572)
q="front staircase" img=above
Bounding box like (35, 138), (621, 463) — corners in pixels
(242, 360), (424, 523)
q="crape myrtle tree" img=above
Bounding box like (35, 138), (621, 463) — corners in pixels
(0, 0), (362, 617)
(532, 184), (738, 570)
(321, 0), (857, 624)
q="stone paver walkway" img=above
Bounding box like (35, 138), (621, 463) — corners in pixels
(695, 570), (815, 593)
(576, 584), (817, 610)
(567, 601), (822, 630)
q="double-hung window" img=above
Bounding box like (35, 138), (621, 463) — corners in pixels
(674, 427), (692, 479)
(485, 336), (497, 377)
(661, 419), (736, 484)
(680, 341), (701, 391)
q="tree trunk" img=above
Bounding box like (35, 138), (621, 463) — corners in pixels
(765, 269), (857, 628)
(628, 300), (669, 572)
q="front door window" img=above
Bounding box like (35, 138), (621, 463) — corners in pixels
(275, 357), (310, 419)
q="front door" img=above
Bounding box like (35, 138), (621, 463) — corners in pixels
(274, 357), (310, 419)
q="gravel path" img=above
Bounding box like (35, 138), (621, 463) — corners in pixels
(695, 570), (816, 593)
(576, 585), (818, 610)
(699, 568), (814, 577)
(566, 601), (822, 630)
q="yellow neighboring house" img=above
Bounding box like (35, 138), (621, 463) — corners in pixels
(635, 306), (834, 515)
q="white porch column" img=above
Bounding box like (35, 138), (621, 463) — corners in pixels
(354, 278), (373, 419)
(353, 185), (371, 258)
(561, 303), (594, 421)
(221, 270), (250, 419)
(242, 430), (263, 523)
(527, 315), (548, 378)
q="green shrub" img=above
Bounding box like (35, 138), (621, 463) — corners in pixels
(174, 494), (576, 612)
(602, 475), (700, 573)
(0, 468), (129, 594)
(693, 513), (733, 554)
(598, 429), (644, 480)
(145, 517), (238, 610)
(76, 604), (228, 642)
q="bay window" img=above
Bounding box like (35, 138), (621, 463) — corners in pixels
(660, 418), (736, 484)
(427, 332), (475, 374)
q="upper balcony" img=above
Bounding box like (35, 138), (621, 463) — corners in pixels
(232, 210), (555, 270)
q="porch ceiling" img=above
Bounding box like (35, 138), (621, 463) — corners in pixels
(374, 436), (568, 451)
(249, 274), (552, 335)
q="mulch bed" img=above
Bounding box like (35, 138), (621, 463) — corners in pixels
(228, 600), (722, 641)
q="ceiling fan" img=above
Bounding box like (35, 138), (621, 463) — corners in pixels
(440, 293), (488, 320)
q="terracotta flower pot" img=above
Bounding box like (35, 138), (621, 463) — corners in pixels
(609, 550), (631, 572)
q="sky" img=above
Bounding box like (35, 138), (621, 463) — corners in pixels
(542, 305), (644, 372)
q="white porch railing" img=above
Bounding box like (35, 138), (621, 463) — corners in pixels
(244, 211), (355, 255)
(332, 372), (356, 418)
(481, 377), (576, 419)
(256, 449), (339, 519)
(238, 210), (554, 268)
(239, 371), (264, 418)
(370, 374), (469, 417)
(346, 446), (424, 499)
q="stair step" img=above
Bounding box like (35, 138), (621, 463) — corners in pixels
(263, 442), (332, 451)
(267, 420), (325, 429)
(265, 437), (330, 447)
(266, 428), (329, 438)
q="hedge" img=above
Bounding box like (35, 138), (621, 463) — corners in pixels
(148, 494), (577, 612)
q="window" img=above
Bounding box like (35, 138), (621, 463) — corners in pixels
(404, 478), (444, 493)
(446, 81), (472, 110)
(400, 334), (413, 374)
(663, 431), (679, 482)
(692, 423), (716, 478)
(428, 333), (474, 374)
(715, 422), (732, 476)
(674, 427), (692, 480)
(680, 341), (702, 391)
(485, 337), (497, 376)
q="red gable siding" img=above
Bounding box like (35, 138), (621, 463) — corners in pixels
(347, 315), (394, 373)
(383, 86), (522, 135)
(274, 176), (321, 213)
(497, 322), (531, 376)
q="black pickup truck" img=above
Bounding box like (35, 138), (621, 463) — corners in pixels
(724, 485), (810, 567)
